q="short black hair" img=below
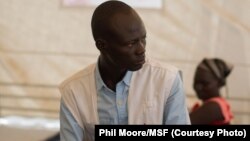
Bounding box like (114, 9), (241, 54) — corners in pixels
(91, 1), (133, 41)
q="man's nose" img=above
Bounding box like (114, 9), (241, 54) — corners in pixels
(136, 40), (145, 55)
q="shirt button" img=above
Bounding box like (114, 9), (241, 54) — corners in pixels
(117, 100), (123, 106)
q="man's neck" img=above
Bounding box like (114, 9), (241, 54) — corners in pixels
(98, 57), (127, 91)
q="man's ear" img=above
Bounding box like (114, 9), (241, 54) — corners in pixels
(95, 39), (107, 51)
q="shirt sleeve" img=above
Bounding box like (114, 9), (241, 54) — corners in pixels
(163, 71), (191, 124)
(60, 99), (84, 141)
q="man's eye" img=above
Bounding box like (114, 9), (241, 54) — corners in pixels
(127, 41), (137, 47)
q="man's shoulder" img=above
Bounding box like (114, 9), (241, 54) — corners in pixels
(59, 63), (96, 90)
(144, 57), (179, 73)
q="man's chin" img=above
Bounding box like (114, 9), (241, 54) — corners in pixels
(129, 64), (144, 71)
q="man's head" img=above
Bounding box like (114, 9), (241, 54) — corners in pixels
(91, 0), (146, 71)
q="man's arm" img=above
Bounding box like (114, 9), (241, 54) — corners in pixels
(163, 71), (191, 124)
(60, 99), (84, 141)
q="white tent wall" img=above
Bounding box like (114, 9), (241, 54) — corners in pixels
(0, 0), (249, 125)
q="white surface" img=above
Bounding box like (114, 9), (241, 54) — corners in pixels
(0, 116), (59, 130)
(0, 116), (59, 141)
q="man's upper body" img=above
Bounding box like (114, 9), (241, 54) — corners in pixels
(59, 1), (190, 141)
(59, 58), (190, 141)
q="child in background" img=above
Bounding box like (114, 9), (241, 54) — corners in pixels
(190, 58), (233, 125)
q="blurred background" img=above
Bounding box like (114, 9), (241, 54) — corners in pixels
(0, 0), (250, 140)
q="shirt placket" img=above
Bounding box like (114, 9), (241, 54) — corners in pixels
(116, 83), (128, 124)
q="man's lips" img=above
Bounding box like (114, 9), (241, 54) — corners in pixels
(136, 57), (145, 65)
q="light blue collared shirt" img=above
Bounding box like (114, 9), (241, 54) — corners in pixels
(60, 64), (189, 141)
(95, 63), (132, 125)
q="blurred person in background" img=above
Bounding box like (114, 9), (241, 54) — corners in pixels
(190, 58), (234, 125)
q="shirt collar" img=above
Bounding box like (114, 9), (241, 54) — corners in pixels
(95, 62), (132, 91)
